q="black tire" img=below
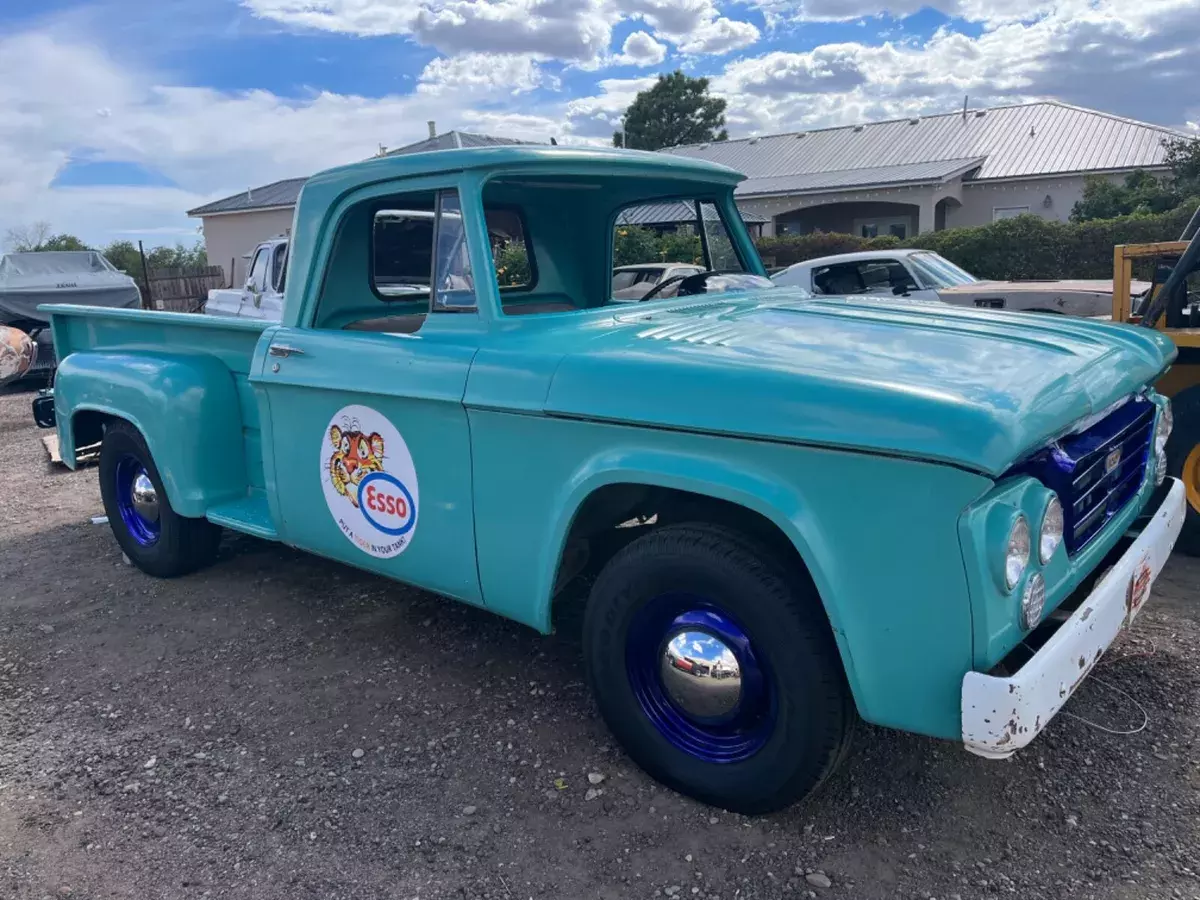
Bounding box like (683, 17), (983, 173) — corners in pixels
(1166, 386), (1200, 557)
(98, 420), (221, 577)
(583, 523), (854, 814)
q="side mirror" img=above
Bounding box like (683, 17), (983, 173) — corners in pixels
(892, 284), (911, 296)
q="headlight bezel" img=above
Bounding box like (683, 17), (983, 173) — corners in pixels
(1154, 399), (1173, 457)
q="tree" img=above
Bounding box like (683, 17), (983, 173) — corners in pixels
(4, 221), (52, 251)
(613, 71), (728, 152)
(41, 233), (91, 251)
(1165, 136), (1200, 198)
(1070, 169), (1181, 222)
(102, 240), (142, 275)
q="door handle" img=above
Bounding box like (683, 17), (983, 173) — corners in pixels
(268, 344), (305, 358)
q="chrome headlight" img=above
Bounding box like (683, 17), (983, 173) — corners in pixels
(1154, 399), (1173, 456)
(1154, 400), (1172, 485)
(1005, 514), (1031, 591)
(1038, 495), (1064, 564)
(1020, 572), (1046, 630)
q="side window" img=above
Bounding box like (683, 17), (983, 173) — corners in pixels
(247, 247), (270, 292)
(270, 243), (287, 293)
(432, 191), (475, 311)
(855, 261), (905, 292)
(487, 209), (532, 290)
(372, 200), (436, 299)
(812, 263), (865, 295)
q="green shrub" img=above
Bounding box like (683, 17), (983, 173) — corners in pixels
(494, 241), (531, 287)
(751, 202), (1198, 280)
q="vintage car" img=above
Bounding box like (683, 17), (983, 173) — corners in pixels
(36, 146), (1184, 813)
(771, 248), (1147, 316)
(611, 262), (705, 301)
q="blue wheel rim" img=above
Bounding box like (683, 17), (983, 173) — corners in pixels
(113, 456), (160, 546)
(627, 594), (775, 763)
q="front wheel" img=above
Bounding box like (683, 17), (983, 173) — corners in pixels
(583, 523), (854, 814)
(98, 421), (221, 577)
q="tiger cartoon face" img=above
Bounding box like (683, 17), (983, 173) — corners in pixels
(328, 422), (385, 507)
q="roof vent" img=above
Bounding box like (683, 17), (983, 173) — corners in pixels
(974, 109), (987, 118)
(748, 136), (760, 144)
(795, 132), (807, 139)
(698, 142), (710, 149)
(853, 125), (864, 133)
(908, 116), (920, 125)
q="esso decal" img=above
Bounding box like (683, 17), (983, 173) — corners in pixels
(318, 404), (419, 558)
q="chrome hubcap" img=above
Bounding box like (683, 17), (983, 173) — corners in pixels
(131, 472), (159, 523)
(660, 629), (743, 720)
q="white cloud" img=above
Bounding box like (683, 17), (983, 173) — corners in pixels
(0, 30), (563, 247)
(673, 16), (760, 54)
(243, 0), (619, 61)
(614, 30), (667, 66)
(713, 0), (1200, 134)
(418, 53), (546, 94)
(564, 75), (657, 137)
(243, 0), (760, 64)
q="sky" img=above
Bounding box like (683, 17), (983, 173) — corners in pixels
(1, 0), (1198, 249)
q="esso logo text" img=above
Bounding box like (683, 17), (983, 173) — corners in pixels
(356, 471), (416, 536)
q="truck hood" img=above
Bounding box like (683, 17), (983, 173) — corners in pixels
(543, 291), (1175, 476)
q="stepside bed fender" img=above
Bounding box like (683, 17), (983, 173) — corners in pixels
(54, 350), (247, 517)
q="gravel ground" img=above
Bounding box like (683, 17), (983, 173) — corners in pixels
(1, 384), (1199, 900)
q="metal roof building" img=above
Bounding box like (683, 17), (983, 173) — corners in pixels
(664, 100), (1187, 239)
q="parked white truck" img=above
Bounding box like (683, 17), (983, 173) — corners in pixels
(204, 237), (287, 321)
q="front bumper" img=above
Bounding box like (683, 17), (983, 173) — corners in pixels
(961, 477), (1185, 759)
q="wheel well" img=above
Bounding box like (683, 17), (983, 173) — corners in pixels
(72, 409), (117, 449)
(553, 483), (813, 612)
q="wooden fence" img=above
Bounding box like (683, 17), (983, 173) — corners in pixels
(143, 265), (227, 312)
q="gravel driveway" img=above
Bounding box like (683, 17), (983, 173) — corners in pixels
(1, 385), (1198, 900)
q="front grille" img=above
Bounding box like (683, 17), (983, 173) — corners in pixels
(1014, 397), (1155, 555)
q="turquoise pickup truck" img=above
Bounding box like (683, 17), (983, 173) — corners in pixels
(40, 146), (1185, 813)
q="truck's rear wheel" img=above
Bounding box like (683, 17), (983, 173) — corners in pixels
(582, 523), (853, 814)
(1166, 387), (1200, 557)
(99, 421), (221, 577)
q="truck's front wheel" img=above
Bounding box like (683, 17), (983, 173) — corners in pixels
(98, 421), (221, 577)
(583, 523), (854, 814)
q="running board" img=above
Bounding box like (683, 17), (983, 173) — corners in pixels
(206, 494), (278, 540)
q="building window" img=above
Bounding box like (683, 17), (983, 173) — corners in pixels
(888, 223), (907, 239)
(992, 206), (1030, 221)
(860, 224), (878, 238)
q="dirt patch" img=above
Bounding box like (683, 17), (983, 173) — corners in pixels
(1, 386), (1198, 899)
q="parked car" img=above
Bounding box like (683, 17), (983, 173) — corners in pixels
(611, 262), (705, 301)
(0, 250), (140, 377)
(771, 248), (1147, 316)
(37, 146), (1183, 814)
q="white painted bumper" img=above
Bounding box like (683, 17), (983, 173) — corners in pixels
(962, 478), (1186, 759)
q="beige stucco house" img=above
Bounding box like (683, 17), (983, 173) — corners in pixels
(665, 101), (1186, 239)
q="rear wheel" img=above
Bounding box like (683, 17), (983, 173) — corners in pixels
(1166, 387), (1200, 557)
(99, 421), (221, 577)
(583, 523), (853, 814)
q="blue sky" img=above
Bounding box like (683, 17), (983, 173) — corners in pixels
(1, 0), (1197, 249)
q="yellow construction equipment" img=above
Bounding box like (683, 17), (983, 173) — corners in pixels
(1112, 206), (1200, 553)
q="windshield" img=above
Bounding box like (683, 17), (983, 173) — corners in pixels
(908, 252), (978, 288)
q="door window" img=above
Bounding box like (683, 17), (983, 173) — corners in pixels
(270, 243), (287, 293)
(432, 191), (475, 311)
(247, 247), (270, 292)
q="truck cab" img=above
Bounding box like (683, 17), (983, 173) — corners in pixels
(40, 146), (1186, 814)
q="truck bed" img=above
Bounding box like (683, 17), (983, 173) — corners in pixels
(44, 305), (271, 527)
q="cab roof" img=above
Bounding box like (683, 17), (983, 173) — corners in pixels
(307, 145), (746, 191)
